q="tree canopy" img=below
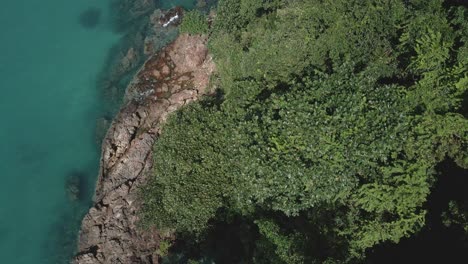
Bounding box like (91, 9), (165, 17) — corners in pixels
(141, 0), (468, 262)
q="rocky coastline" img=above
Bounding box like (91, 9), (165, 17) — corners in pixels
(73, 33), (215, 264)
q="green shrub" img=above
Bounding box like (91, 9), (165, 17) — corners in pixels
(180, 10), (208, 34)
(156, 240), (171, 257)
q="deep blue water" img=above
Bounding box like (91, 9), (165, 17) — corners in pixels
(0, 0), (195, 263)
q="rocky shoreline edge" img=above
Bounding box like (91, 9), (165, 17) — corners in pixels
(73, 33), (215, 264)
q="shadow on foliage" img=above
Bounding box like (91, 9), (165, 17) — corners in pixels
(366, 159), (468, 264)
(461, 89), (468, 118)
(200, 89), (225, 110)
(444, 0), (468, 8)
(164, 213), (258, 264)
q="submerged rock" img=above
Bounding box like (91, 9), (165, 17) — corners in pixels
(111, 0), (156, 32)
(65, 170), (87, 202)
(79, 7), (102, 29)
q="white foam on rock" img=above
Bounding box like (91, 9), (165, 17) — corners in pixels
(163, 14), (179, 27)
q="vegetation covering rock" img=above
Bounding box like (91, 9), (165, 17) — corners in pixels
(179, 10), (209, 34)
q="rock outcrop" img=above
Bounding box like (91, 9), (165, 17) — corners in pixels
(73, 34), (215, 264)
(98, 6), (181, 119)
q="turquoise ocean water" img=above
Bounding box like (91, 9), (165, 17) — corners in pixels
(0, 1), (120, 263)
(0, 0), (196, 263)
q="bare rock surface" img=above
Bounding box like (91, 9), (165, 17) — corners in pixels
(73, 34), (215, 264)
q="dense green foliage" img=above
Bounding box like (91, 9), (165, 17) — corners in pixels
(179, 10), (209, 35)
(142, 0), (468, 262)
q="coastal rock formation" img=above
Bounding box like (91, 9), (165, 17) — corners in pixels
(97, 6), (182, 119)
(74, 34), (215, 264)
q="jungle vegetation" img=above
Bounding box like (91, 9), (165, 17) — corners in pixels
(142, 0), (468, 263)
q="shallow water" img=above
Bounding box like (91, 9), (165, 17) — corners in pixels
(161, 0), (199, 9)
(0, 1), (122, 262)
(0, 0), (200, 263)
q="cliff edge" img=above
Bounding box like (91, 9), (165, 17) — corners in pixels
(73, 34), (215, 264)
